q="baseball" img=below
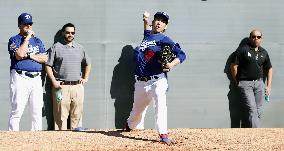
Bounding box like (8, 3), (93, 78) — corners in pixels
(143, 11), (150, 18)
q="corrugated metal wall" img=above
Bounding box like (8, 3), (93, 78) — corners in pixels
(0, 0), (283, 130)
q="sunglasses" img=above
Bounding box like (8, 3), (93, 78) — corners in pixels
(65, 31), (75, 35)
(251, 35), (262, 39)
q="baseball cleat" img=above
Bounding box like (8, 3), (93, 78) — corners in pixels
(160, 134), (171, 145)
(73, 127), (88, 132)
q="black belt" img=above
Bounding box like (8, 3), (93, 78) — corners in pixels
(60, 80), (81, 85)
(239, 78), (262, 81)
(136, 75), (159, 82)
(16, 70), (40, 78)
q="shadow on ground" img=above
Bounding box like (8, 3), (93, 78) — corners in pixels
(85, 130), (160, 143)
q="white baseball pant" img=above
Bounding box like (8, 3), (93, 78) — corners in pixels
(127, 73), (168, 134)
(8, 69), (43, 131)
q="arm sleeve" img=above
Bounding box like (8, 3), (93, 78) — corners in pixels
(232, 48), (242, 65)
(8, 37), (20, 57)
(263, 52), (272, 70)
(134, 46), (143, 63)
(144, 30), (151, 38)
(45, 46), (55, 66)
(82, 48), (91, 66)
(36, 38), (47, 55)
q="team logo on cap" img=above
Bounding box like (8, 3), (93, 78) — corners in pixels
(25, 14), (31, 19)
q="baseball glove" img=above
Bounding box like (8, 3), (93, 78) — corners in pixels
(159, 45), (176, 69)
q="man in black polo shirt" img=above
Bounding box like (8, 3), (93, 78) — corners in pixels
(231, 29), (273, 128)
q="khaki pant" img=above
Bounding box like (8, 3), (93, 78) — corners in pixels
(52, 84), (84, 130)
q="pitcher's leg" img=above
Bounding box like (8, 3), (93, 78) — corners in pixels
(152, 78), (168, 134)
(135, 107), (148, 129)
(127, 82), (151, 129)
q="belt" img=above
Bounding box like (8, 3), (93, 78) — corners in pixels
(16, 70), (40, 78)
(60, 80), (81, 85)
(136, 76), (159, 81)
(239, 78), (262, 81)
(135, 74), (164, 82)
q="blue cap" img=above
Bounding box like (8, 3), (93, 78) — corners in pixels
(18, 13), (33, 25)
(154, 12), (169, 24)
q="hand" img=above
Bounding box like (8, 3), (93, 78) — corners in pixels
(52, 80), (61, 89)
(80, 78), (88, 85)
(163, 68), (170, 72)
(266, 86), (271, 96)
(143, 11), (151, 25)
(234, 80), (239, 87)
(143, 11), (150, 19)
(163, 62), (174, 72)
(26, 30), (35, 40)
(24, 54), (30, 59)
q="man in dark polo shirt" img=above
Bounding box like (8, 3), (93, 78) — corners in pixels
(231, 29), (272, 128)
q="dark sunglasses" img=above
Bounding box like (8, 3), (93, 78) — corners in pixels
(251, 35), (261, 39)
(23, 23), (33, 26)
(65, 31), (75, 35)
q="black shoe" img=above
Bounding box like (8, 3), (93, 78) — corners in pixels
(124, 123), (131, 132)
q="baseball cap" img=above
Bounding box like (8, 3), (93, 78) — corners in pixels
(154, 12), (169, 24)
(18, 13), (33, 25)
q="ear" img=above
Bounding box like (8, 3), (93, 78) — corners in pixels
(163, 25), (167, 32)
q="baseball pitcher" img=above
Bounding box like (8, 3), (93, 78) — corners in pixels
(125, 11), (186, 145)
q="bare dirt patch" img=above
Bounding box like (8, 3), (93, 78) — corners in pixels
(0, 128), (284, 151)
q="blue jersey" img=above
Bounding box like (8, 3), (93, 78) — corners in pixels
(135, 30), (186, 76)
(8, 34), (46, 72)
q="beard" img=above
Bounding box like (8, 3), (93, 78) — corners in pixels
(64, 36), (74, 43)
(251, 42), (260, 48)
(20, 29), (29, 36)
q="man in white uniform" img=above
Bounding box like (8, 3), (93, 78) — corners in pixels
(125, 11), (186, 145)
(8, 13), (47, 131)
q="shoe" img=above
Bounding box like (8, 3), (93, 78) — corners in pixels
(73, 127), (88, 131)
(160, 134), (171, 145)
(124, 123), (131, 132)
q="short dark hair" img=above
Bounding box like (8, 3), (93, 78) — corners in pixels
(61, 23), (75, 32)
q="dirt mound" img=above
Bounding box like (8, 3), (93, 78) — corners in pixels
(0, 128), (284, 150)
